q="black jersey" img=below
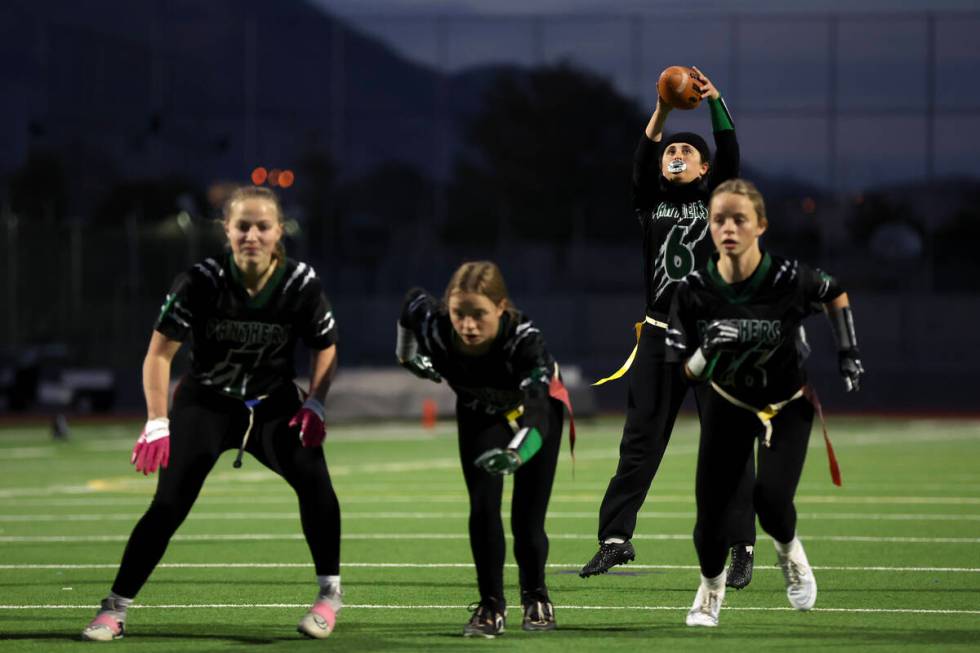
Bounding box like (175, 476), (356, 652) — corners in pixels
(155, 255), (337, 400)
(632, 129), (739, 317)
(400, 289), (557, 436)
(665, 252), (843, 407)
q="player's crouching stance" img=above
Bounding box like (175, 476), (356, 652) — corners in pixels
(81, 186), (344, 641)
(666, 179), (864, 627)
(396, 261), (574, 638)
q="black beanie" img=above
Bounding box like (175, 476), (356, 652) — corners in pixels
(660, 132), (711, 165)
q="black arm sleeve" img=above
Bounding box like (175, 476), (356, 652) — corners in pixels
(707, 128), (740, 192)
(632, 134), (661, 212)
(665, 282), (698, 364)
(510, 325), (554, 440)
(399, 287), (443, 356)
(399, 287), (436, 330)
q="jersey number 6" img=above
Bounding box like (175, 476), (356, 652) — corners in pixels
(665, 226), (696, 281)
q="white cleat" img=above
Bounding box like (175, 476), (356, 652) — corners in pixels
(81, 612), (124, 641)
(297, 599), (338, 639)
(685, 582), (725, 627)
(777, 538), (817, 611)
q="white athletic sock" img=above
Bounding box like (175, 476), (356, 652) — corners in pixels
(317, 575), (342, 602)
(774, 536), (800, 556)
(702, 571), (726, 591)
(105, 592), (133, 620)
(603, 537), (626, 544)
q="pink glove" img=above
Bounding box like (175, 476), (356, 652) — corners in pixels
(131, 418), (170, 475)
(290, 398), (327, 447)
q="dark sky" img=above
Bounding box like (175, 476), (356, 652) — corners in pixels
(316, 0), (980, 191)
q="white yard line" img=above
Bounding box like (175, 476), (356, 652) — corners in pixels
(1, 562), (977, 572)
(1, 533), (978, 544)
(2, 488), (979, 506)
(5, 428), (980, 462)
(0, 602), (976, 615)
(0, 510), (978, 522)
(1, 423), (978, 466)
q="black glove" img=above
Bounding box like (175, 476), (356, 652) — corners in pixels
(395, 318), (442, 383)
(400, 354), (442, 383)
(827, 306), (862, 392)
(838, 348), (864, 392)
(702, 319), (740, 356)
(474, 448), (521, 475)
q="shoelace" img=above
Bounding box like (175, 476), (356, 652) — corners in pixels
(466, 602), (486, 621)
(526, 601), (551, 623)
(700, 590), (721, 614)
(782, 559), (803, 586)
(467, 602), (502, 627)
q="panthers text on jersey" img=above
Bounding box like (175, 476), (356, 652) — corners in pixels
(155, 254), (337, 400)
(665, 252), (844, 408)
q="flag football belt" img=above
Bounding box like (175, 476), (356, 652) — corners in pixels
(709, 382), (842, 486)
(504, 405), (524, 432)
(592, 315), (669, 386)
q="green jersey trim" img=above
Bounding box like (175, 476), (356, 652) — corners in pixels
(707, 251), (772, 305)
(158, 292), (177, 322)
(227, 253), (288, 309)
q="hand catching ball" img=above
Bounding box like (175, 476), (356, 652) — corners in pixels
(657, 65), (703, 110)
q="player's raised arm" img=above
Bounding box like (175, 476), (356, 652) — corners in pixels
(633, 95), (673, 211)
(691, 67), (739, 188)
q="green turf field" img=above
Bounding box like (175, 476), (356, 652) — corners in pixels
(0, 414), (978, 651)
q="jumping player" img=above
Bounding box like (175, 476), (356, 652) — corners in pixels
(396, 261), (571, 638)
(582, 66), (757, 588)
(666, 178), (863, 626)
(81, 186), (344, 641)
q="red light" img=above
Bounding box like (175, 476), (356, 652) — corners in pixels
(279, 169), (295, 188)
(802, 197), (816, 214)
(251, 167), (268, 185)
(268, 168), (281, 187)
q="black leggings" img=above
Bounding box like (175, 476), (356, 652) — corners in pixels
(694, 388), (814, 578)
(457, 398), (563, 605)
(598, 323), (756, 545)
(111, 379), (341, 598)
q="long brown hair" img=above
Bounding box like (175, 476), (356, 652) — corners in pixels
(222, 185), (287, 261)
(711, 178), (768, 227)
(443, 260), (518, 316)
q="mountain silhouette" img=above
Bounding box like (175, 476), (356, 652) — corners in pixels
(0, 0), (509, 200)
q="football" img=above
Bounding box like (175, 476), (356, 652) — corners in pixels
(657, 65), (703, 110)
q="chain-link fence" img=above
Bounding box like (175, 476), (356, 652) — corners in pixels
(2, 7), (978, 410)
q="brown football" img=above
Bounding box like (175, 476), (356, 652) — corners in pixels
(657, 65), (703, 110)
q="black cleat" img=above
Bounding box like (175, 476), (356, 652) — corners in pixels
(579, 540), (636, 577)
(521, 590), (556, 631)
(463, 598), (506, 638)
(726, 543), (754, 589)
